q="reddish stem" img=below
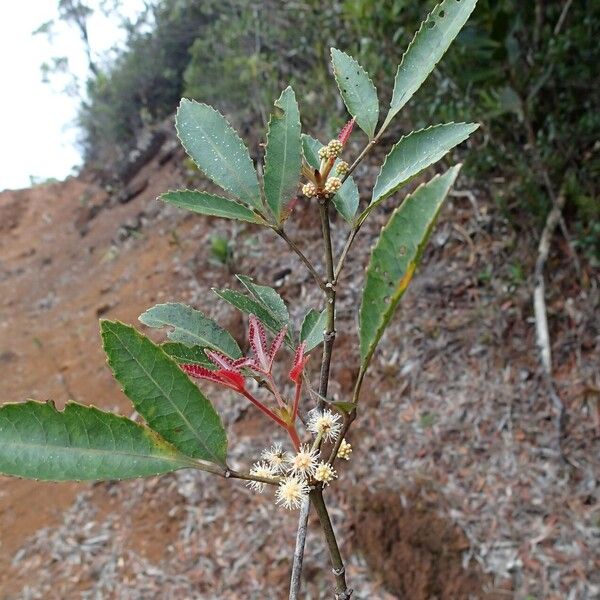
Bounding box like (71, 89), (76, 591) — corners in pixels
(240, 389), (288, 429)
(287, 426), (301, 451)
(292, 380), (302, 421)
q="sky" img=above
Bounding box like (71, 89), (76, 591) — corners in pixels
(0, 1), (145, 191)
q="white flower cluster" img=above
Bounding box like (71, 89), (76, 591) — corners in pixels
(247, 411), (352, 509)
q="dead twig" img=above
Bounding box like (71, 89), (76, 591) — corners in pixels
(533, 190), (568, 456)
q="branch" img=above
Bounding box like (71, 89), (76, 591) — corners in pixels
(288, 497), (311, 600)
(318, 199), (337, 405)
(310, 488), (352, 599)
(274, 227), (326, 291)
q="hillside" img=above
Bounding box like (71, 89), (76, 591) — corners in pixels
(0, 129), (598, 598)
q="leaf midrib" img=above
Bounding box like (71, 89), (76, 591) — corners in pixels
(0, 439), (192, 466)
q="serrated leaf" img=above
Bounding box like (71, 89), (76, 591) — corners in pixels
(176, 99), (261, 209)
(359, 166), (461, 364)
(236, 275), (290, 326)
(161, 343), (214, 368)
(302, 134), (359, 222)
(264, 87), (302, 222)
(0, 401), (196, 481)
(139, 303), (241, 358)
(331, 48), (379, 139)
(160, 190), (262, 224)
(365, 122), (478, 220)
(300, 309), (327, 352)
(382, 0), (478, 131)
(213, 288), (293, 347)
(101, 321), (227, 465)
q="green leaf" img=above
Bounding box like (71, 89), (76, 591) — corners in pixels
(359, 166), (461, 364)
(161, 342), (213, 368)
(236, 275), (290, 326)
(213, 288), (293, 347)
(330, 48), (379, 139)
(264, 87), (302, 222)
(160, 190), (263, 224)
(0, 401), (196, 481)
(300, 309), (327, 352)
(176, 99), (261, 209)
(302, 134), (359, 222)
(382, 0), (478, 132)
(366, 123), (478, 220)
(101, 321), (227, 465)
(139, 303), (241, 358)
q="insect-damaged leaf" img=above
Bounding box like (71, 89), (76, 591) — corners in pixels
(139, 303), (242, 358)
(382, 0), (478, 132)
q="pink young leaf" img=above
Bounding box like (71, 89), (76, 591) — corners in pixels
(248, 315), (270, 372)
(289, 342), (308, 384)
(205, 349), (242, 371)
(267, 326), (287, 371)
(182, 364), (246, 393)
(338, 117), (355, 146)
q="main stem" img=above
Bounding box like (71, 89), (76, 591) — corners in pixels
(310, 487), (351, 599)
(289, 129), (385, 598)
(289, 198), (351, 599)
(318, 199), (337, 404)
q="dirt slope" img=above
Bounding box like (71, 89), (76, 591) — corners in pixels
(0, 142), (598, 598)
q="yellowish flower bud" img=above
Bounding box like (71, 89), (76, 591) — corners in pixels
(302, 182), (318, 198)
(335, 161), (349, 176)
(337, 439), (352, 460)
(324, 177), (342, 196)
(327, 139), (343, 157)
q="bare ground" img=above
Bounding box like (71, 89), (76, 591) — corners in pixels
(0, 141), (598, 598)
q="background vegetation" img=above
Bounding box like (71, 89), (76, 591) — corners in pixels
(71, 0), (599, 263)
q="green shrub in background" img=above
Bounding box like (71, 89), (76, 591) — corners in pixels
(75, 0), (598, 261)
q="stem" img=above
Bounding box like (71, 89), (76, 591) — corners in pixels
(290, 124), (384, 598)
(266, 373), (287, 410)
(240, 389), (288, 429)
(340, 137), (377, 184)
(334, 227), (359, 282)
(274, 227), (326, 291)
(286, 425), (301, 452)
(226, 468), (280, 486)
(318, 199), (336, 406)
(311, 488), (352, 599)
(289, 496), (311, 600)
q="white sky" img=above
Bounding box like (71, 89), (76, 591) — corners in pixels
(0, 0), (146, 191)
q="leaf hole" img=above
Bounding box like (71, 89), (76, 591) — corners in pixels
(383, 296), (391, 304)
(428, 20), (436, 29)
(439, 10), (446, 17)
(399, 245), (407, 256)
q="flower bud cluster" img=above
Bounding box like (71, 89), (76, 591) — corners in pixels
(318, 139), (344, 160)
(324, 177), (342, 197)
(302, 182), (319, 198)
(335, 161), (349, 176)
